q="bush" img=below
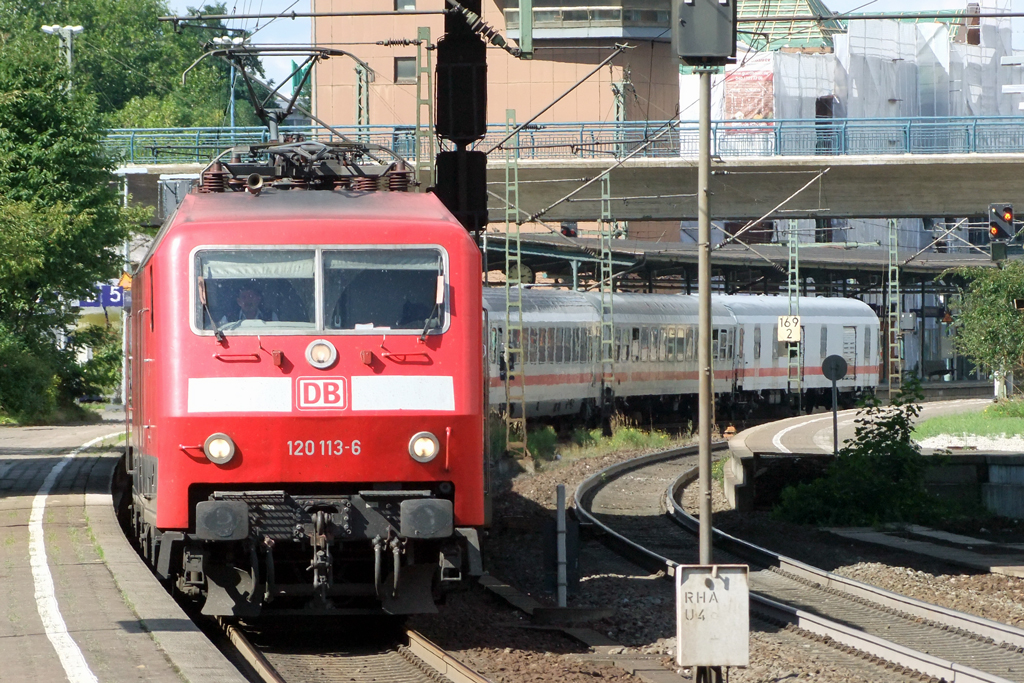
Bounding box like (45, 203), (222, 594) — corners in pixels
(72, 324), (123, 398)
(0, 327), (58, 423)
(527, 425), (559, 460)
(773, 377), (948, 526)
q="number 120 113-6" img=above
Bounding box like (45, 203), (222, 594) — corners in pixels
(288, 439), (361, 456)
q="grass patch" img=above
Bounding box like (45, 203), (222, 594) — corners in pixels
(914, 401), (1024, 440)
(527, 414), (692, 470)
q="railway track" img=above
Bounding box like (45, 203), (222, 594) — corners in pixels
(220, 618), (490, 683)
(575, 444), (1024, 683)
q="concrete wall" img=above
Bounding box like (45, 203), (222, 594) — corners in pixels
(312, 0), (679, 126)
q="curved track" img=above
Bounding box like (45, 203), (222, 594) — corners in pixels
(575, 445), (1024, 683)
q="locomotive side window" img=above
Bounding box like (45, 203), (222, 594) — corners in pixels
(324, 249), (443, 332)
(195, 250), (316, 331)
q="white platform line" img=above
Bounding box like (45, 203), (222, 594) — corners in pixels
(771, 415), (831, 454)
(30, 430), (120, 683)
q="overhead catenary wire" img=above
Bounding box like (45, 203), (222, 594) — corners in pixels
(485, 43), (630, 154)
(714, 168), (831, 249)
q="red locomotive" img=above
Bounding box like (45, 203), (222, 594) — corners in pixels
(126, 141), (485, 617)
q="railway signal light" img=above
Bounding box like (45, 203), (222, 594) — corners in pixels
(989, 203), (1014, 242)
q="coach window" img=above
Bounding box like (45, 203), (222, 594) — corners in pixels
(631, 328), (640, 362)
(194, 249), (316, 332)
(772, 325), (779, 359)
(324, 248), (445, 333)
(529, 327), (539, 364)
(864, 332), (871, 363)
(640, 327), (650, 362)
(547, 327), (555, 363)
(685, 326), (695, 361)
(667, 327), (676, 361)
(737, 327), (743, 360)
(753, 325), (761, 360)
(820, 326), (828, 359)
(537, 328), (547, 363)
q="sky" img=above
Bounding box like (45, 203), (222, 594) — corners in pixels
(167, 0), (313, 87)
(165, 0), (1020, 88)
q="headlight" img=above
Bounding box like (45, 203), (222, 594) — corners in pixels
(305, 339), (337, 369)
(203, 433), (236, 465)
(408, 432), (440, 463)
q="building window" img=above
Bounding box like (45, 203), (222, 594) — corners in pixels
(395, 0), (416, 10)
(394, 57), (417, 84)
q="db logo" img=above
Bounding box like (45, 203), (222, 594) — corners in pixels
(296, 377), (347, 410)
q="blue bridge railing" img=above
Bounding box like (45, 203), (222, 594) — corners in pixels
(103, 116), (1024, 165)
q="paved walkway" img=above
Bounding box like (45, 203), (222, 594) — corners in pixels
(0, 413), (245, 683)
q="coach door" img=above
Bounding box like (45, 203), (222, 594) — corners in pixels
(842, 326), (857, 379)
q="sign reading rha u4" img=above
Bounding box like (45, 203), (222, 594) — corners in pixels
(676, 564), (749, 668)
(297, 377), (347, 410)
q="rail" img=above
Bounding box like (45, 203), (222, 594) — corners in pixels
(105, 116), (1024, 164)
(574, 446), (1023, 683)
(218, 618), (492, 683)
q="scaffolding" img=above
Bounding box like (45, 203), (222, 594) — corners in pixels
(887, 218), (902, 398)
(599, 173), (615, 422)
(413, 27), (435, 188)
(786, 219), (802, 409)
(503, 109), (528, 459)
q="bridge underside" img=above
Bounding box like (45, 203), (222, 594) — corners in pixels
(485, 154), (1024, 222)
(125, 152), (1024, 225)
(479, 235), (992, 296)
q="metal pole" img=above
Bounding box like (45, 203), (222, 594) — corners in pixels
(697, 68), (713, 567)
(556, 483), (567, 607)
(832, 379), (839, 456)
(229, 64), (236, 132)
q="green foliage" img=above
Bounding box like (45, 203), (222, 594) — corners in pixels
(947, 261), (1024, 375)
(73, 324), (123, 396)
(0, 33), (133, 422)
(1, 0), (265, 128)
(712, 457), (727, 483)
(527, 425), (559, 461)
(913, 398), (1024, 439)
(0, 324), (59, 422)
(773, 378), (947, 526)
(986, 398), (1024, 418)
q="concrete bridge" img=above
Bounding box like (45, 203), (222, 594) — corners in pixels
(109, 117), (1024, 223)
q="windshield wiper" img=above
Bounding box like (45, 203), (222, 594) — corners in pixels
(419, 273), (445, 342)
(197, 276), (226, 343)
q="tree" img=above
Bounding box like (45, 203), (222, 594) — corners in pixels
(0, 35), (137, 420)
(1, 0), (265, 128)
(947, 261), (1024, 378)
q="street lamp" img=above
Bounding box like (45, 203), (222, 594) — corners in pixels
(40, 24), (84, 91)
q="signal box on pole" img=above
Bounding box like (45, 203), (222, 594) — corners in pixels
(671, 0), (737, 63)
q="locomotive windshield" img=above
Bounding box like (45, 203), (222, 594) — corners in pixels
(193, 247), (446, 335)
(324, 249), (444, 331)
(195, 250), (316, 331)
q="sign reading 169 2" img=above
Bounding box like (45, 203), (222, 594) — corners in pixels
(777, 315), (801, 342)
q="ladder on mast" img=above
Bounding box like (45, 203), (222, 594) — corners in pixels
(413, 27), (435, 188)
(599, 174), (615, 427)
(887, 218), (902, 398)
(503, 110), (528, 459)
(787, 219), (802, 411)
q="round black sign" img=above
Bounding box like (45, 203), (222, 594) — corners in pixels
(822, 354), (848, 382)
